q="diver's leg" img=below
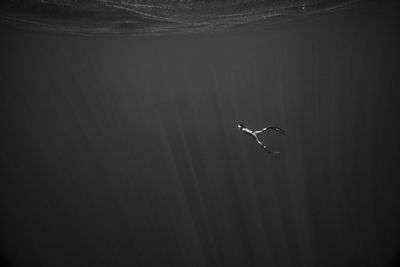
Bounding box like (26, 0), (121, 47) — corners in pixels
(255, 137), (271, 153)
(255, 136), (280, 154)
(254, 136), (263, 146)
(261, 126), (285, 135)
(254, 126), (285, 135)
(270, 126), (285, 135)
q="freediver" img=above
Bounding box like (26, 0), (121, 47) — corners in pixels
(238, 123), (285, 154)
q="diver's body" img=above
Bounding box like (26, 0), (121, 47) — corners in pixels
(238, 123), (285, 154)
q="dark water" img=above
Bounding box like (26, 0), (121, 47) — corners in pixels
(1, 5), (400, 267)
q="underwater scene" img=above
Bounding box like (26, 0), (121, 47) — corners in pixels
(1, 1), (400, 266)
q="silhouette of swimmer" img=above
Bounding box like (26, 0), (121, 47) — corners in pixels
(238, 123), (285, 154)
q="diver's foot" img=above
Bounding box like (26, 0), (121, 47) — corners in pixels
(270, 127), (285, 135)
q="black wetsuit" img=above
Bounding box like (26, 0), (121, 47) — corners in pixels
(239, 125), (285, 154)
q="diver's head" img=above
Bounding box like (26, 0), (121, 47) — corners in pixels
(238, 123), (245, 130)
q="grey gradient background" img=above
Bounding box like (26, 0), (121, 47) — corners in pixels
(1, 4), (400, 267)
